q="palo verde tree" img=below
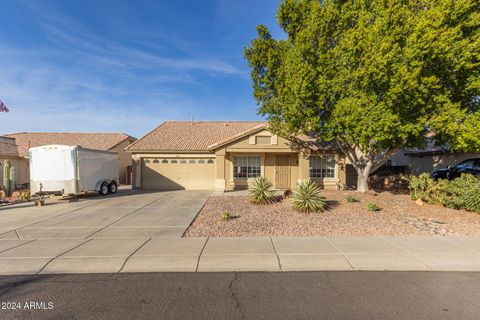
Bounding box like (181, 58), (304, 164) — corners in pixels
(245, 0), (480, 192)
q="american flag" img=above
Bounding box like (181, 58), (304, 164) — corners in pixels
(0, 100), (9, 112)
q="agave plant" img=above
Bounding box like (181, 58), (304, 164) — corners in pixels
(292, 180), (326, 213)
(248, 176), (277, 204)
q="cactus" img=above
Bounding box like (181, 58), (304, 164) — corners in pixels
(9, 166), (16, 196)
(3, 160), (10, 196)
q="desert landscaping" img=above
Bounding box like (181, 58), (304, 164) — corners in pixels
(185, 191), (480, 237)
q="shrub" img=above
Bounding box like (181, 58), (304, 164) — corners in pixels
(408, 173), (448, 204)
(443, 174), (480, 213)
(248, 176), (277, 204)
(409, 173), (480, 213)
(221, 212), (232, 221)
(346, 195), (358, 203)
(292, 180), (326, 213)
(20, 191), (31, 200)
(367, 202), (380, 211)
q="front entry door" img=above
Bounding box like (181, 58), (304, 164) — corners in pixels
(275, 155), (290, 189)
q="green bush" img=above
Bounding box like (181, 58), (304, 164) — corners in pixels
(442, 174), (480, 213)
(292, 180), (326, 213)
(367, 202), (380, 211)
(409, 173), (480, 213)
(20, 191), (31, 201)
(248, 176), (277, 204)
(346, 195), (358, 203)
(221, 212), (232, 221)
(408, 173), (448, 204)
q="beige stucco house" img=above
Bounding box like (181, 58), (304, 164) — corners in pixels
(2, 132), (136, 186)
(387, 144), (480, 176)
(0, 136), (28, 186)
(127, 121), (347, 192)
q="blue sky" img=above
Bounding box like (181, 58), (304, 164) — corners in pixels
(0, 0), (284, 137)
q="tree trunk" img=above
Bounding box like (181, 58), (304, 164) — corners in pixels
(337, 142), (400, 193)
(356, 167), (371, 192)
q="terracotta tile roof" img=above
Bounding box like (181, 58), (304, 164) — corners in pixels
(4, 132), (136, 157)
(126, 121), (268, 152)
(0, 136), (19, 157)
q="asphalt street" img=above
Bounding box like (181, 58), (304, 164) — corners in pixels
(0, 271), (478, 320)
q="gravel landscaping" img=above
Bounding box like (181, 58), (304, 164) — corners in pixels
(185, 191), (480, 237)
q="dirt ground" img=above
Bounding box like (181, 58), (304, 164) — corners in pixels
(185, 191), (480, 237)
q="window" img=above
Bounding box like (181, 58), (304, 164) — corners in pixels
(171, 160), (177, 164)
(234, 156), (261, 178)
(309, 155), (335, 178)
(162, 159), (168, 163)
(153, 159), (159, 163)
(256, 136), (271, 145)
(180, 159), (187, 164)
(207, 159), (214, 164)
(189, 159), (196, 164)
(144, 159), (150, 164)
(198, 159), (205, 164)
(455, 159), (475, 170)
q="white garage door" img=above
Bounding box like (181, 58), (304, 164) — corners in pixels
(141, 158), (215, 190)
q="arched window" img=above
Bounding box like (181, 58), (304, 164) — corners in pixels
(180, 159), (187, 164)
(153, 159), (159, 163)
(207, 159), (214, 164)
(162, 159), (168, 163)
(189, 159), (196, 164)
(144, 159), (151, 164)
(171, 160), (177, 164)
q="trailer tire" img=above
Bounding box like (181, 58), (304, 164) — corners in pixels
(108, 181), (117, 194)
(99, 182), (109, 196)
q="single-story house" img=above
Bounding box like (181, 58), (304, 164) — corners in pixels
(126, 121), (347, 192)
(0, 136), (28, 186)
(2, 132), (136, 186)
(387, 144), (479, 175)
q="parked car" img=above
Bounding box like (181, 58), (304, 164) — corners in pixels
(431, 158), (480, 180)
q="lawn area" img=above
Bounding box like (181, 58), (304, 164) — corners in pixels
(185, 191), (480, 237)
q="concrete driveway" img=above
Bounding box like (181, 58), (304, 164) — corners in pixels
(0, 189), (211, 240)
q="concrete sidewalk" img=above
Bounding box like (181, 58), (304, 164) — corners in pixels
(0, 236), (479, 274)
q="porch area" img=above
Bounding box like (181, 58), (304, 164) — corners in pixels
(214, 150), (346, 192)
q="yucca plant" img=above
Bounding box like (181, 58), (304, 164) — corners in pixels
(292, 180), (326, 213)
(248, 176), (277, 204)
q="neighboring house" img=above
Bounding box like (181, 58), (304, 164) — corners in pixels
(0, 136), (28, 186)
(126, 121), (347, 191)
(3, 132), (136, 185)
(387, 144), (480, 175)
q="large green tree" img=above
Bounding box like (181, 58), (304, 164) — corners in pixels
(245, 0), (480, 192)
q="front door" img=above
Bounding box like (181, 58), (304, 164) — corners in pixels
(275, 155), (290, 189)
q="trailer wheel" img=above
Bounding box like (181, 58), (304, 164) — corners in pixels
(99, 182), (109, 196)
(108, 181), (117, 194)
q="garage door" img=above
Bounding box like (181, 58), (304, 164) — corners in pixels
(141, 158), (215, 190)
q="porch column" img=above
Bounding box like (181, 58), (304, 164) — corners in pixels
(298, 153), (309, 185)
(215, 149), (226, 192)
(132, 155), (141, 189)
(336, 154), (347, 190)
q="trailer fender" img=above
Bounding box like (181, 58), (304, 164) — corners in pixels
(95, 180), (107, 192)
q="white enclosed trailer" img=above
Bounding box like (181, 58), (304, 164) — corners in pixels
(29, 145), (119, 196)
